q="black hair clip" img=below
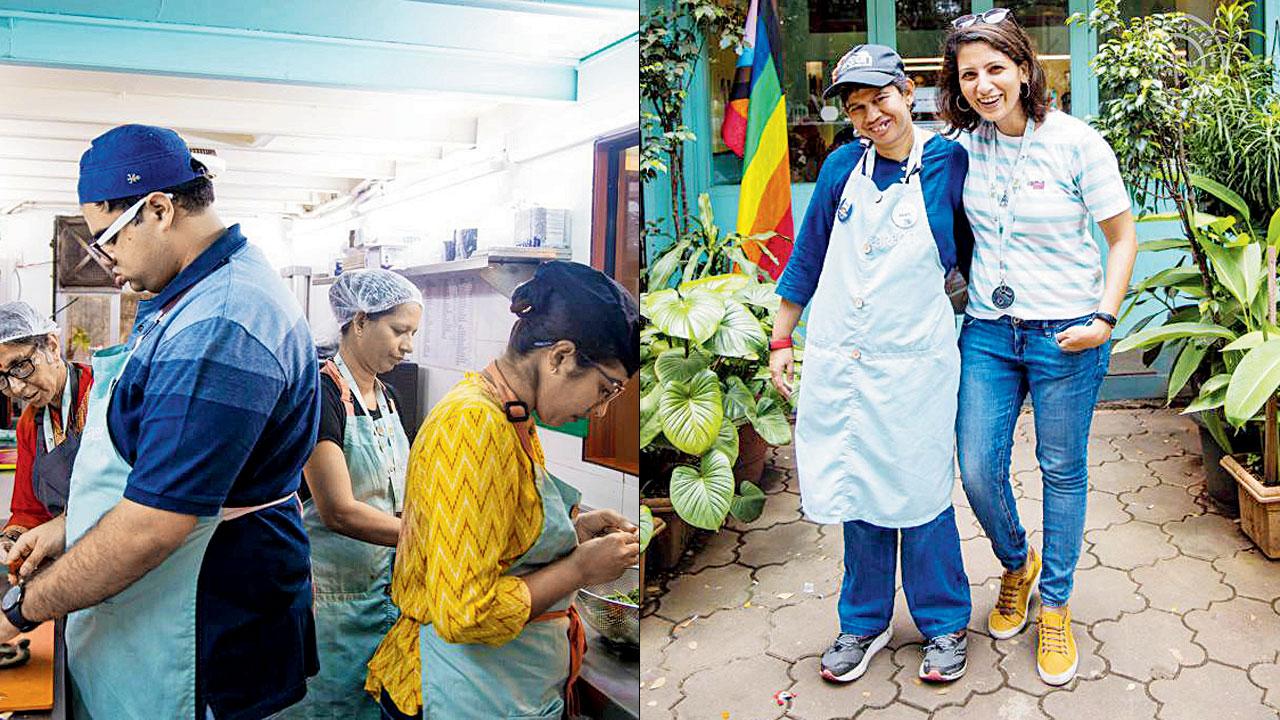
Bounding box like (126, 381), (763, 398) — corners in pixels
(504, 400), (531, 423)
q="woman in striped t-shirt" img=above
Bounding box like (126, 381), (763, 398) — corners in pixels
(936, 9), (1137, 687)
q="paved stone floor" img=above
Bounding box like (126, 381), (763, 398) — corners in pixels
(640, 406), (1280, 719)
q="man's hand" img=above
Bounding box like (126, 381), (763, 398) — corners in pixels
(7, 514), (66, 584)
(769, 347), (795, 400)
(1055, 318), (1113, 353)
(574, 508), (637, 544)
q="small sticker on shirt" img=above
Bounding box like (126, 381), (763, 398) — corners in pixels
(837, 198), (853, 222)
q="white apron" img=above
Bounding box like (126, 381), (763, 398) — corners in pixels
(795, 126), (960, 528)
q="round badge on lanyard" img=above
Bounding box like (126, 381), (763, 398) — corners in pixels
(992, 284), (1016, 309)
(837, 198), (853, 222)
(891, 199), (917, 229)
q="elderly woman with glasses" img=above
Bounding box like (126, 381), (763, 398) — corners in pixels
(366, 261), (640, 720)
(1, 302), (94, 576)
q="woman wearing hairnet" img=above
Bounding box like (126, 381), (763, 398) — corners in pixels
(2, 302), (94, 577)
(280, 269), (422, 719)
(366, 261), (640, 720)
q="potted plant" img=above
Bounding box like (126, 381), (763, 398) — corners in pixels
(640, 196), (796, 566)
(1075, 0), (1280, 511)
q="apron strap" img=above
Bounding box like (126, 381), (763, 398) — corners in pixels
(221, 492), (299, 522)
(478, 362), (538, 463)
(531, 605), (586, 719)
(320, 360), (357, 417)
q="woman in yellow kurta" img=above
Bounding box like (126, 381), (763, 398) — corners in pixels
(367, 260), (640, 720)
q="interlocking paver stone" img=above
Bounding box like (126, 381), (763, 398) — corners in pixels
(1118, 483), (1200, 524)
(788, 654), (898, 719)
(658, 605), (771, 678)
(1089, 460), (1159, 495)
(1085, 520), (1178, 569)
(1093, 608), (1205, 680)
(1067, 564), (1145, 625)
(682, 527), (741, 574)
(738, 520), (822, 568)
(641, 406), (1280, 720)
(1150, 661), (1275, 720)
(1185, 596), (1280, 668)
(995, 622), (1106, 696)
(888, 634), (1002, 712)
(1041, 673), (1158, 719)
(1214, 548), (1280, 601)
(674, 654), (790, 720)
(1163, 513), (1253, 561)
(1132, 555), (1232, 612)
(655, 562), (754, 623)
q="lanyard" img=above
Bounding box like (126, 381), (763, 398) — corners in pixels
(41, 364), (75, 451)
(989, 118), (1037, 284)
(333, 351), (401, 504)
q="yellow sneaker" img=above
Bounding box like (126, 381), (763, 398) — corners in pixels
(987, 546), (1041, 639)
(1037, 606), (1078, 686)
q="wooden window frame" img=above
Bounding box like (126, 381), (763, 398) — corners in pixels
(584, 127), (640, 476)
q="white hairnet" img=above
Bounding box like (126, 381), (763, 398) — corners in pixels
(329, 269), (423, 328)
(0, 302), (58, 345)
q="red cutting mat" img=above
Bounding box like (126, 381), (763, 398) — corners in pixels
(0, 622), (54, 712)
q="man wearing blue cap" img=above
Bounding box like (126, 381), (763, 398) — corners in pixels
(768, 45), (975, 686)
(0, 124), (320, 719)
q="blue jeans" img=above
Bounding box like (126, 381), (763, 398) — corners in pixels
(956, 314), (1110, 607)
(838, 507), (971, 638)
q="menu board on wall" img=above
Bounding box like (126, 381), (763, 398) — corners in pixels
(421, 276), (476, 370)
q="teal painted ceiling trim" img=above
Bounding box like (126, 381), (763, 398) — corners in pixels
(413, 0), (637, 17)
(0, 8), (578, 100)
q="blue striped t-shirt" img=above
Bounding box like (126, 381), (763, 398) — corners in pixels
(960, 110), (1131, 320)
(109, 224), (320, 718)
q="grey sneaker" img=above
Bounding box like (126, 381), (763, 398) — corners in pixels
(919, 630), (968, 682)
(819, 627), (893, 683)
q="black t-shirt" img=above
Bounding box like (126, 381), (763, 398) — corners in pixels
(303, 372), (401, 502)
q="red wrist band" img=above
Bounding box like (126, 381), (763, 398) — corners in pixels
(769, 337), (793, 351)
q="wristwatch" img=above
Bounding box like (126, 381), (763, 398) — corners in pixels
(1093, 312), (1118, 328)
(2, 584), (39, 633)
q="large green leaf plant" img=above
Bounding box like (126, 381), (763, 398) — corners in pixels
(640, 217), (798, 530)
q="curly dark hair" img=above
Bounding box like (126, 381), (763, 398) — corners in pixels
(937, 14), (1049, 132)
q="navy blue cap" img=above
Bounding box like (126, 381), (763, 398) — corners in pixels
(78, 124), (207, 204)
(823, 44), (907, 99)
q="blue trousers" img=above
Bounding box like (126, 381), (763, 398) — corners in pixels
(956, 314), (1110, 606)
(838, 506), (971, 638)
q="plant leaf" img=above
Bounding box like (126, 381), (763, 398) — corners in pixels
(1190, 174), (1251, 225)
(659, 369), (724, 455)
(1167, 341), (1207, 404)
(750, 396), (793, 446)
(1138, 237), (1191, 252)
(710, 417), (740, 460)
(722, 375), (758, 423)
(1182, 373), (1231, 414)
(680, 272), (751, 294)
(654, 347), (710, 383)
(669, 450), (735, 530)
(1268, 208), (1280, 249)
(640, 385), (664, 448)
(639, 504), (654, 554)
(1112, 322), (1236, 353)
(646, 288), (726, 344)
(729, 480), (767, 524)
(1225, 338), (1280, 425)
(708, 299), (767, 358)
(736, 282), (782, 313)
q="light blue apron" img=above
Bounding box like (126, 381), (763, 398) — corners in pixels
(281, 353), (409, 719)
(420, 407), (583, 719)
(63, 297), (298, 719)
(795, 126), (961, 529)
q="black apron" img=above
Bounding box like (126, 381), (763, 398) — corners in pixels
(31, 365), (83, 517)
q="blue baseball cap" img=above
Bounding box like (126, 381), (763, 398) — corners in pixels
(823, 44), (907, 99)
(78, 124), (208, 204)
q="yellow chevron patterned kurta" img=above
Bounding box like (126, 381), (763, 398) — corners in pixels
(365, 373), (546, 715)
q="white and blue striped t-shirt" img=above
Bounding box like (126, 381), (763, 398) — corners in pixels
(960, 110), (1130, 320)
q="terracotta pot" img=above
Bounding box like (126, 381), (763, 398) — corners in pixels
(640, 516), (665, 604)
(640, 498), (694, 571)
(1220, 454), (1280, 558)
(733, 423), (770, 486)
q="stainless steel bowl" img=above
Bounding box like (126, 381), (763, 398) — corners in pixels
(575, 566), (639, 647)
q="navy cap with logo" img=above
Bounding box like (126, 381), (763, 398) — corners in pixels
(77, 124), (208, 204)
(823, 44), (907, 100)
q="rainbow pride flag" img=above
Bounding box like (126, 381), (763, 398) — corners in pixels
(722, 0), (793, 279)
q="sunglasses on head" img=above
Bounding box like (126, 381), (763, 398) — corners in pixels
(952, 7), (1012, 29)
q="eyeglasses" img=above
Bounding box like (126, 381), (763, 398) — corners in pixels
(577, 352), (628, 413)
(0, 346), (39, 392)
(952, 7), (1012, 29)
(87, 192), (173, 265)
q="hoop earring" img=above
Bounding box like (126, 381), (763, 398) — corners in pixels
(955, 95), (972, 113)
(1020, 82), (1030, 99)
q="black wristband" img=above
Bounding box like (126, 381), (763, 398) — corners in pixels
(1093, 312), (1118, 328)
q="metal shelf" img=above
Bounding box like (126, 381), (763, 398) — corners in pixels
(398, 247), (572, 295)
